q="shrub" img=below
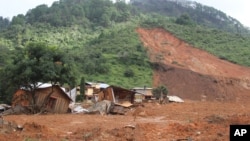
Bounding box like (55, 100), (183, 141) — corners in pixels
(152, 85), (168, 99)
(124, 69), (134, 77)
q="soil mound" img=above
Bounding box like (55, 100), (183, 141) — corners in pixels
(136, 28), (250, 102)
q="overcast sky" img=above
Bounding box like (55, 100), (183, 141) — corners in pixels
(0, 0), (249, 27)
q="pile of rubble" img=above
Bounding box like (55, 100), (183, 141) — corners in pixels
(70, 100), (129, 115)
(0, 105), (30, 116)
(0, 116), (23, 133)
(0, 104), (11, 113)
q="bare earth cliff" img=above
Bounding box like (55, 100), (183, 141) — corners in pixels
(136, 28), (250, 102)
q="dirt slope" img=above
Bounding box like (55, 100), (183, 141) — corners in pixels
(136, 28), (250, 102)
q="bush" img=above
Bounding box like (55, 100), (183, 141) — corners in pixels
(152, 85), (168, 99)
(124, 69), (134, 77)
(175, 14), (194, 26)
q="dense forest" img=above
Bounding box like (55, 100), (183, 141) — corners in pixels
(0, 0), (250, 103)
(131, 0), (249, 34)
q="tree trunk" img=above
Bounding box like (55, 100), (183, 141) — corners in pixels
(159, 91), (163, 104)
(29, 85), (38, 114)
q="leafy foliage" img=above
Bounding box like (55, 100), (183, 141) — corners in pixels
(24, 0), (133, 28)
(8, 42), (76, 86)
(165, 24), (250, 66)
(124, 69), (134, 77)
(0, 43), (11, 67)
(131, 0), (249, 34)
(1, 42), (77, 104)
(175, 14), (194, 26)
(139, 14), (250, 67)
(152, 85), (168, 100)
(78, 25), (152, 88)
(79, 77), (86, 102)
(0, 16), (10, 31)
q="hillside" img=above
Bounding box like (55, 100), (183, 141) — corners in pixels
(137, 28), (250, 102)
(131, 0), (249, 34)
(1, 1), (250, 140)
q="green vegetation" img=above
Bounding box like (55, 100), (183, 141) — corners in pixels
(164, 23), (250, 66)
(1, 42), (77, 108)
(139, 14), (250, 66)
(0, 0), (250, 103)
(79, 77), (86, 102)
(152, 85), (168, 100)
(132, 0), (249, 34)
(175, 14), (195, 26)
(0, 16), (10, 31)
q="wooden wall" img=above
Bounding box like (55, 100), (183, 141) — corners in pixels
(12, 86), (71, 113)
(35, 86), (70, 113)
(97, 86), (135, 104)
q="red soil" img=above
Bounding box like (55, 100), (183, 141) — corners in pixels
(136, 28), (250, 102)
(2, 101), (250, 141)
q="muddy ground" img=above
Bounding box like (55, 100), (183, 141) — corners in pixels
(1, 101), (250, 141)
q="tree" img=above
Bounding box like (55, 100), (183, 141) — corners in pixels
(124, 68), (134, 77)
(26, 4), (49, 24)
(79, 77), (86, 102)
(0, 16), (10, 31)
(175, 14), (194, 26)
(3, 42), (77, 113)
(0, 44), (11, 67)
(152, 85), (168, 104)
(11, 14), (26, 26)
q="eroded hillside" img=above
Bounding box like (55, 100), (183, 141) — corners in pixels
(137, 28), (250, 102)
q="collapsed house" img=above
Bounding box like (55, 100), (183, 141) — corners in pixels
(69, 85), (135, 114)
(0, 104), (11, 113)
(68, 82), (109, 104)
(12, 83), (72, 113)
(66, 87), (77, 103)
(85, 82), (109, 103)
(97, 85), (136, 107)
(132, 87), (154, 102)
(68, 83), (134, 107)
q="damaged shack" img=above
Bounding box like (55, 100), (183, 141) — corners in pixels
(97, 85), (136, 107)
(12, 84), (72, 113)
(85, 82), (109, 103)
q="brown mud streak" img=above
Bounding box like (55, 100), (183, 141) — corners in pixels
(136, 28), (250, 102)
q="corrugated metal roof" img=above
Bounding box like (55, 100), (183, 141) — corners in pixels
(99, 83), (109, 88)
(37, 82), (52, 88)
(21, 82), (66, 92)
(132, 87), (152, 90)
(86, 82), (109, 88)
(20, 82), (72, 101)
(167, 96), (184, 103)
